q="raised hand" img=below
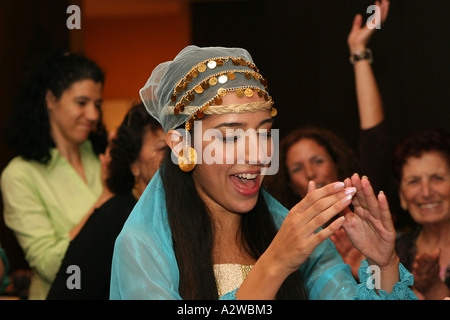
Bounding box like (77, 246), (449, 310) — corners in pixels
(237, 181), (356, 299)
(341, 174), (397, 269)
(347, 0), (390, 54)
(265, 181), (355, 277)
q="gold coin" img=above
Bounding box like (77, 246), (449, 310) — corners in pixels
(192, 69), (199, 77)
(196, 109), (204, 119)
(186, 74), (193, 82)
(244, 88), (254, 97)
(171, 94), (177, 103)
(209, 77), (218, 86)
(198, 63), (207, 72)
(217, 88), (226, 95)
(176, 85), (183, 94)
(236, 89), (244, 98)
(227, 72), (236, 80)
(201, 81), (209, 90)
(207, 60), (217, 69)
(214, 96), (223, 105)
(178, 146), (198, 172)
(244, 72), (252, 79)
(218, 75), (228, 84)
(270, 107), (278, 117)
(260, 78), (268, 88)
(194, 85), (204, 94)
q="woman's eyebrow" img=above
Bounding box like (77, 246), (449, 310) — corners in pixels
(214, 122), (244, 129)
(214, 118), (274, 129)
(74, 96), (103, 102)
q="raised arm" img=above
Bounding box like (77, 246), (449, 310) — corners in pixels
(348, 0), (389, 130)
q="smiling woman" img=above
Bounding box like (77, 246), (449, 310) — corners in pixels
(394, 128), (450, 299)
(1, 51), (110, 299)
(110, 45), (417, 300)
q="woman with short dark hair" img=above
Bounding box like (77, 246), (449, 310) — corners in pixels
(394, 128), (450, 299)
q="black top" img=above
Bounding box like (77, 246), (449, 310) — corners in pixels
(358, 121), (390, 194)
(47, 192), (136, 300)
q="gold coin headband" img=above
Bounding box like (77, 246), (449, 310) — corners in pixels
(165, 54), (277, 172)
(168, 56), (277, 132)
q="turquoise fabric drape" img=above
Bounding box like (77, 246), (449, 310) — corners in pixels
(110, 170), (417, 300)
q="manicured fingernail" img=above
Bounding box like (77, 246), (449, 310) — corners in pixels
(334, 182), (345, 190)
(362, 175), (369, 180)
(344, 187), (356, 195)
(335, 216), (345, 227)
(342, 194), (353, 204)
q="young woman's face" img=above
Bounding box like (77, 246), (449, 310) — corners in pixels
(132, 127), (167, 185)
(47, 79), (103, 146)
(400, 151), (450, 225)
(191, 95), (274, 215)
(285, 138), (338, 198)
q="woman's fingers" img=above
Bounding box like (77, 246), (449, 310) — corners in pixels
(377, 191), (395, 231)
(380, 0), (390, 24)
(285, 181), (357, 251)
(360, 176), (381, 218)
(313, 216), (346, 246)
(351, 173), (368, 209)
(307, 180), (317, 193)
(294, 181), (347, 211)
(304, 191), (354, 235)
(297, 184), (356, 223)
(351, 13), (363, 31)
(351, 174), (382, 219)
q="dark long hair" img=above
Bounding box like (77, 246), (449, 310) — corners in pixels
(161, 148), (308, 300)
(5, 50), (107, 163)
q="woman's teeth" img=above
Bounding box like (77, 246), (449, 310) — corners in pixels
(235, 173), (258, 180)
(418, 202), (440, 209)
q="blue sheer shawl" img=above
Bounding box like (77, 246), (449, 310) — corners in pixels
(110, 171), (417, 300)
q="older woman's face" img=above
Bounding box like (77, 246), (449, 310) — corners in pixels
(133, 127), (167, 184)
(285, 138), (338, 198)
(400, 151), (450, 225)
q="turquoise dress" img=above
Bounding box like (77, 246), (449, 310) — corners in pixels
(110, 170), (417, 300)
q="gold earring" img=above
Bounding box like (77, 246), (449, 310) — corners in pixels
(178, 145), (197, 172)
